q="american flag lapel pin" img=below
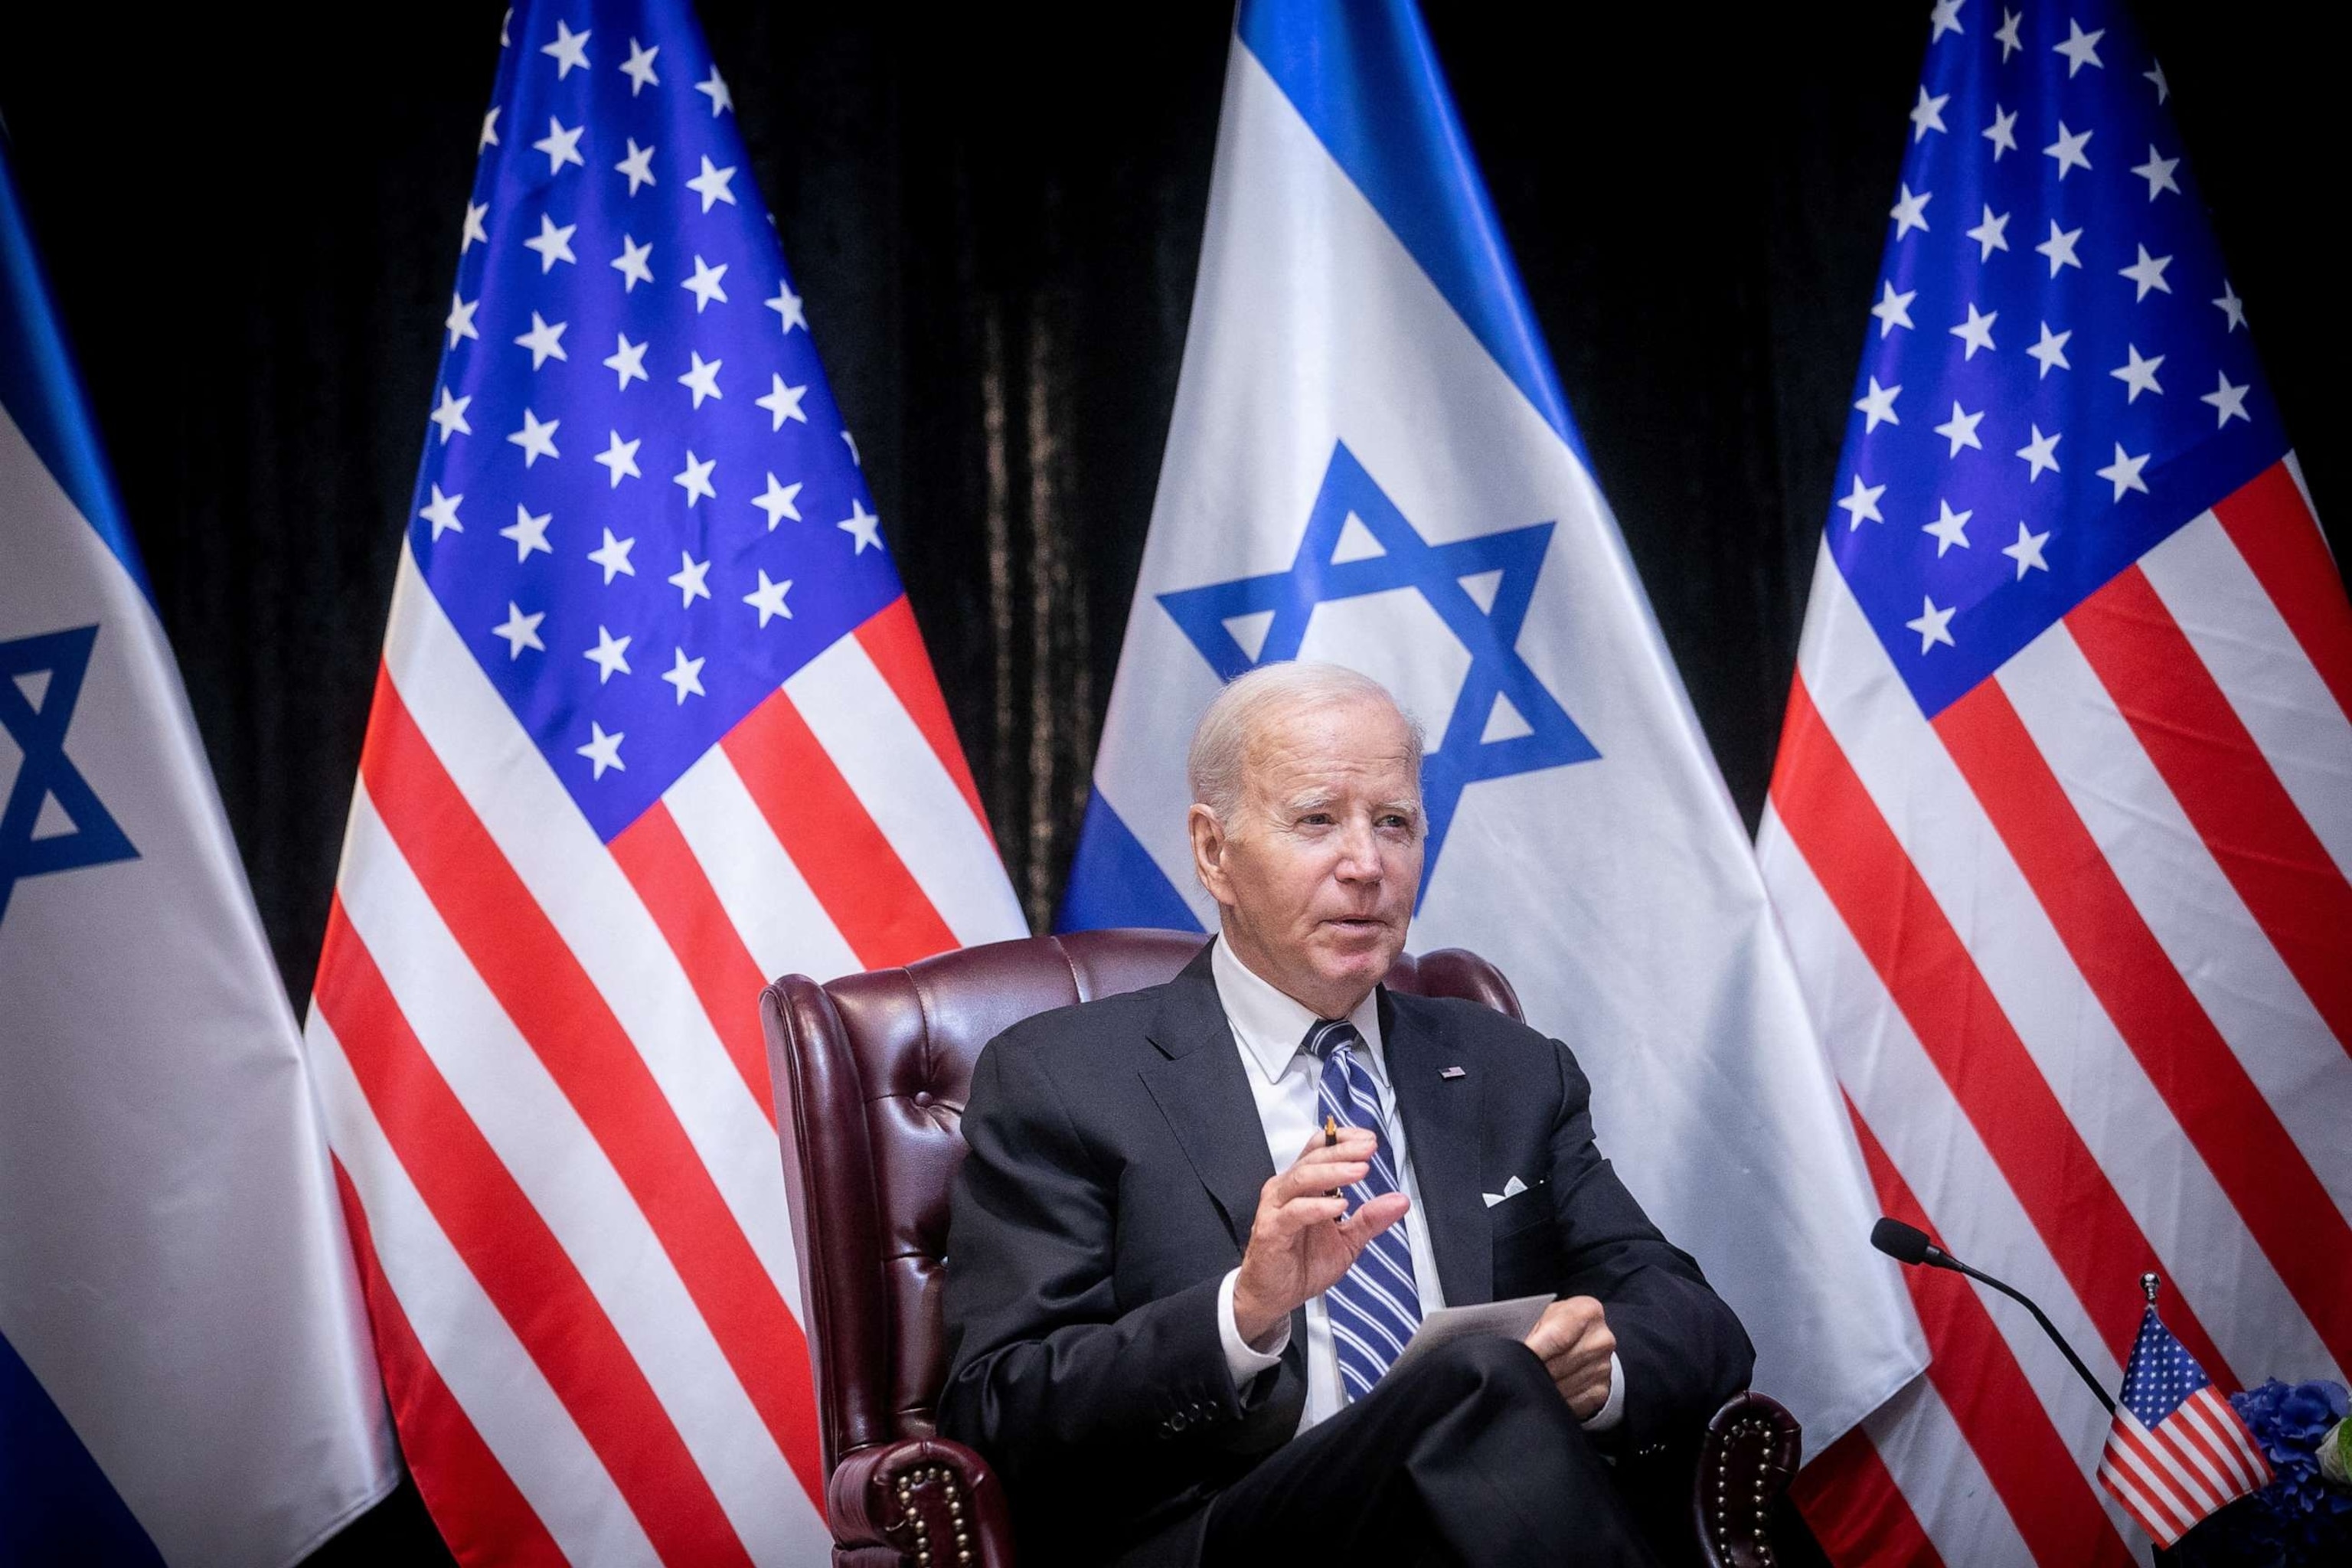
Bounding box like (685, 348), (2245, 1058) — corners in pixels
(1439, 1066), (1466, 1080)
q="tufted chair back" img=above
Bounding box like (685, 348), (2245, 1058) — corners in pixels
(758, 928), (1524, 1481)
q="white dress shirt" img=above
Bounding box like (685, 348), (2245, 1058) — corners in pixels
(1208, 939), (1623, 1434)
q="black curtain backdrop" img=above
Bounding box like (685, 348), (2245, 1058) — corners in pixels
(2, 2), (2344, 1557)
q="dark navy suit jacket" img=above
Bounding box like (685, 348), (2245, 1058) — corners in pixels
(937, 943), (1753, 1566)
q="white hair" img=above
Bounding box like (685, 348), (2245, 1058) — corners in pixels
(1186, 662), (1425, 818)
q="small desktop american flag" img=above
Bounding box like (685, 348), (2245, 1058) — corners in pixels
(2097, 1305), (2272, 1548)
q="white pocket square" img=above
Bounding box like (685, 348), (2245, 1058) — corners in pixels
(1480, 1175), (1530, 1208)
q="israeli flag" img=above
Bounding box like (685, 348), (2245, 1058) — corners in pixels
(1063, 0), (1922, 1449)
(0, 145), (394, 1563)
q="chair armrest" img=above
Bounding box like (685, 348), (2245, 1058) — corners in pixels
(1693, 1393), (1803, 1568)
(828, 1436), (1015, 1566)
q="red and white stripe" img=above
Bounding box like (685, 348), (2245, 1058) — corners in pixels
(305, 546), (1024, 1563)
(1760, 458), (2350, 1565)
(2098, 1391), (2271, 1548)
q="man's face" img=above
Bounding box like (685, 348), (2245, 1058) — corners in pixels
(1189, 694), (1425, 1020)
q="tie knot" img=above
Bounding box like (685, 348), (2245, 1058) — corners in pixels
(1303, 1018), (1362, 1061)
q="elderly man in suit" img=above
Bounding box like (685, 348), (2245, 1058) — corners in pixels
(938, 662), (1753, 1566)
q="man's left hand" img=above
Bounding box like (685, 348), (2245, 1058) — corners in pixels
(1524, 1296), (1614, 1419)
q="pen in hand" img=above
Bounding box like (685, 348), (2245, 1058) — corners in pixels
(1324, 1114), (1339, 1198)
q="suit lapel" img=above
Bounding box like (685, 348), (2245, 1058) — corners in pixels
(1138, 945), (1276, 1250)
(1382, 990), (1492, 1306)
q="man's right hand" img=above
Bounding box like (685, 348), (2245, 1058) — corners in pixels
(1230, 1126), (1410, 1350)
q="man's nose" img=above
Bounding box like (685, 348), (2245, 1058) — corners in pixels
(1333, 817), (1382, 880)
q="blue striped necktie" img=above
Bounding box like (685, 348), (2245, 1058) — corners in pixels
(1306, 1018), (1424, 1400)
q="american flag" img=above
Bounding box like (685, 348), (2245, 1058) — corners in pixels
(303, 2), (1025, 1561)
(2096, 1306), (2272, 1548)
(1756, 2), (2349, 1564)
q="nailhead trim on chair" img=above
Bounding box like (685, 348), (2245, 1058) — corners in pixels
(1707, 1413), (1779, 1567)
(893, 1462), (975, 1566)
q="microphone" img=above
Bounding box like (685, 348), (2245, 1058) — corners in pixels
(1870, 1218), (2115, 1415)
(1870, 1217), (1951, 1269)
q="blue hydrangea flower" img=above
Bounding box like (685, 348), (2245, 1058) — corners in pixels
(2194, 1379), (2352, 1563)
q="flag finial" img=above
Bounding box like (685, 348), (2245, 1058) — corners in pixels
(2141, 1272), (2161, 1305)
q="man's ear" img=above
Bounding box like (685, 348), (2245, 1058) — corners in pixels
(1188, 803), (1233, 906)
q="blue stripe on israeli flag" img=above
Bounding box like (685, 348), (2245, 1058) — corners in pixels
(1232, 0), (1592, 472)
(0, 150), (143, 591)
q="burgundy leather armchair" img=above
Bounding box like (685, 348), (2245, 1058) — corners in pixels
(760, 929), (1804, 1567)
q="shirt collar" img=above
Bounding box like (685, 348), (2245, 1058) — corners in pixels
(1210, 935), (1387, 1087)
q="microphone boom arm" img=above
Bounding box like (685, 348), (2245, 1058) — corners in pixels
(1871, 1217), (2116, 1415)
(1943, 1256), (2115, 1415)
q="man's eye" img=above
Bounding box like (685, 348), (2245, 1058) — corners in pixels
(1299, 812), (1334, 826)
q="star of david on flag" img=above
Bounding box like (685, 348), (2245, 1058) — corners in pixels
(0, 625), (136, 920)
(1155, 442), (1597, 880)
(1065, 0), (1919, 1465)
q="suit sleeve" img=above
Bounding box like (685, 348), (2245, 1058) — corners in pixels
(1542, 1038), (1756, 1451)
(936, 1037), (1261, 1489)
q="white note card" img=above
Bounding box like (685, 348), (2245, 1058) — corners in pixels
(1384, 1292), (1556, 1378)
